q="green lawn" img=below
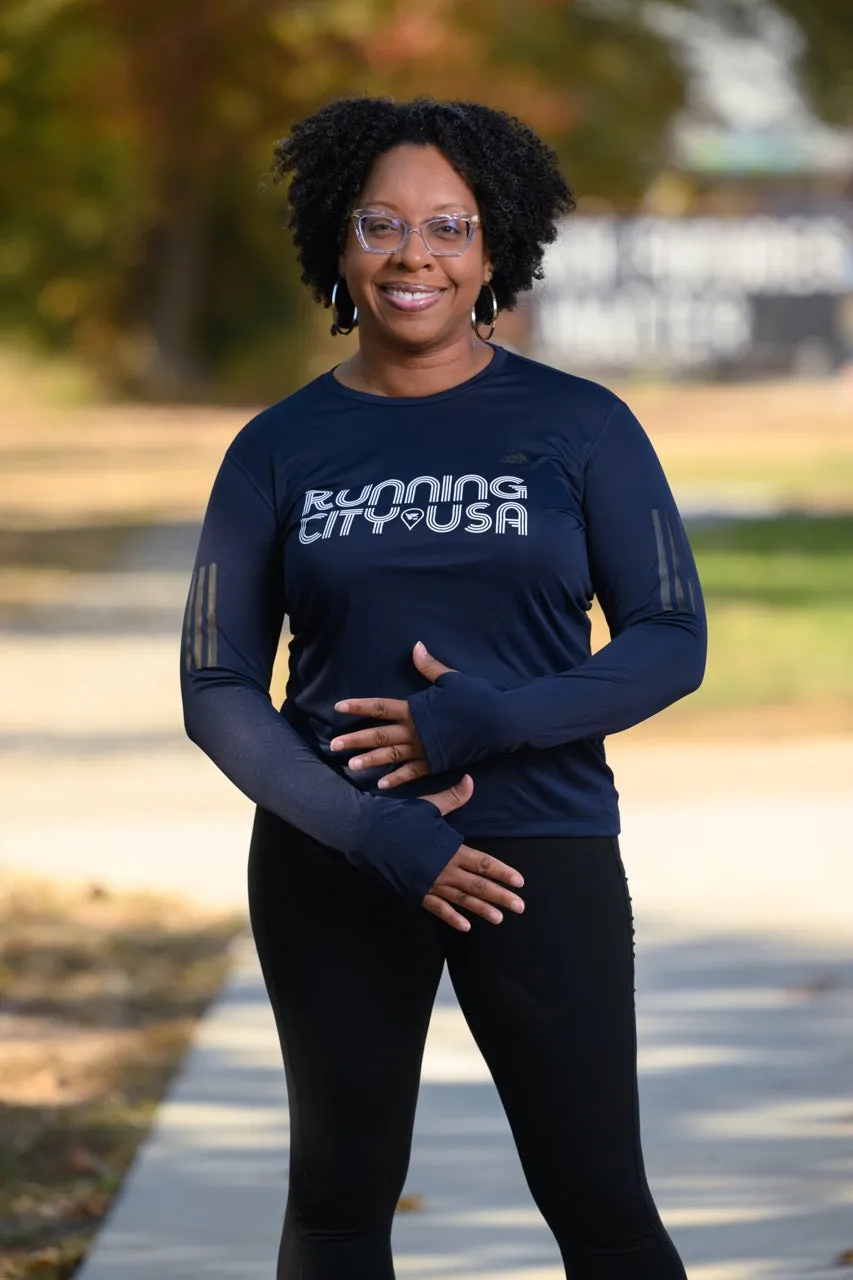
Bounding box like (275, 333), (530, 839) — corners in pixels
(683, 515), (853, 723)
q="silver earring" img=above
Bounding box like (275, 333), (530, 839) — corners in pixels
(471, 283), (498, 341)
(330, 278), (358, 336)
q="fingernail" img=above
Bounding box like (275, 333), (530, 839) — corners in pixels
(490, 910), (503, 924)
(350, 758), (362, 769)
(378, 778), (388, 789)
(414, 641), (426, 655)
(330, 738), (343, 751)
(511, 900), (525, 913)
(511, 875), (524, 886)
(335, 702), (349, 713)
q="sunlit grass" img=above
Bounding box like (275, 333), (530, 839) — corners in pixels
(589, 514), (853, 736)
(661, 515), (853, 733)
(700, 602), (853, 708)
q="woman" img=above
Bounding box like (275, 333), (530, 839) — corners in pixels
(181, 96), (705, 1280)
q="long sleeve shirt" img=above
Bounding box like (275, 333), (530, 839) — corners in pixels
(180, 346), (706, 901)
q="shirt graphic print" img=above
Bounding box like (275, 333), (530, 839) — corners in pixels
(299, 474), (529, 542)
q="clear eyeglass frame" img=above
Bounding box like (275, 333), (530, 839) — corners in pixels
(351, 209), (482, 257)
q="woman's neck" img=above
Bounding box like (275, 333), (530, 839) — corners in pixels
(333, 334), (494, 399)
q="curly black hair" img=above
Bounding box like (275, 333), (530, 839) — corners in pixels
(272, 96), (575, 329)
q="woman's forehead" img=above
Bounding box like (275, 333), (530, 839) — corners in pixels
(359, 144), (477, 210)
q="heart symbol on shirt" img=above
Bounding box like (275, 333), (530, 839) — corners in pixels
(401, 508), (424, 530)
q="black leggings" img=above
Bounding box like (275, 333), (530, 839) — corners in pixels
(248, 807), (687, 1280)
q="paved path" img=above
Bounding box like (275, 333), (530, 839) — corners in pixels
(69, 913), (852, 1280)
(2, 519), (852, 1278)
(4, 793), (853, 938)
(4, 792), (850, 1280)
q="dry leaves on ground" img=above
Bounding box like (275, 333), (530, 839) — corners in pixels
(0, 873), (245, 1280)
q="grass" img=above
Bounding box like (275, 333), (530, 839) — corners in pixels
(0, 874), (245, 1280)
(630, 515), (853, 737)
(692, 514), (853, 707)
(586, 514), (853, 737)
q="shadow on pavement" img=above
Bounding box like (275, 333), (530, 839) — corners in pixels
(77, 926), (853, 1280)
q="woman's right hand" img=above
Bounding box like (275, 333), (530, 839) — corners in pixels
(420, 775), (525, 932)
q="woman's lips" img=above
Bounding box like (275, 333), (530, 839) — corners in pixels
(377, 285), (445, 312)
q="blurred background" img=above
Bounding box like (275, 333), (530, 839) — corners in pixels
(1, 2), (852, 1278)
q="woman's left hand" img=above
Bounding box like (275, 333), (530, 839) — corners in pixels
(331, 641), (454, 790)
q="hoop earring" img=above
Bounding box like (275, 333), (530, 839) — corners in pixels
(330, 278), (358, 337)
(471, 283), (498, 341)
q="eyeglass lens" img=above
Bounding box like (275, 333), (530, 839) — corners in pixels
(358, 214), (473, 255)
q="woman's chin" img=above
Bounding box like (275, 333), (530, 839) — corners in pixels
(370, 311), (467, 351)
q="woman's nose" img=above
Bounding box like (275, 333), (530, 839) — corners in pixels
(394, 225), (432, 268)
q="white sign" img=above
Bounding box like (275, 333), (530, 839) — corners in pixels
(535, 215), (853, 371)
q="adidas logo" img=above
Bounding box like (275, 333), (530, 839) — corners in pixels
(501, 451), (529, 464)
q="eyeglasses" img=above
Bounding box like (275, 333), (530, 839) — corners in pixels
(351, 209), (482, 257)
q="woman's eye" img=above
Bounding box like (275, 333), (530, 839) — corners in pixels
(364, 218), (397, 235)
(431, 219), (465, 239)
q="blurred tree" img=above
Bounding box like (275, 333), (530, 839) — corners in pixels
(362, 0), (686, 202)
(771, 0), (853, 125)
(0, 0), (388, 397)
(0, 0), (688, 398)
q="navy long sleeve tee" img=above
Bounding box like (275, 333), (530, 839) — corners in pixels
(181, 346), (706, 901)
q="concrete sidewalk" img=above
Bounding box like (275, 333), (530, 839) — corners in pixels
(71, 913), (853, 1280)
(3, 513), (852, 1278)
(18, 796), (841, 1280)
(5, 792), (853, 936)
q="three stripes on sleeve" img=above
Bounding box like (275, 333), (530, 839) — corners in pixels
(183, 562), (218, 671)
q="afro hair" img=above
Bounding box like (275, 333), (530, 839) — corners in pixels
(272, 96), (575, 327)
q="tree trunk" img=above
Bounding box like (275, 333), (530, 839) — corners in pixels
(145, 193), (206, 397)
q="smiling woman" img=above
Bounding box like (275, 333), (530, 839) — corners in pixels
(272, 95), (574, 396)
(335, 146), (491, 366)
(180, 95), (705, 1280)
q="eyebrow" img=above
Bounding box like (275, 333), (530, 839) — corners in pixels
(359, 201), (472, 213)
